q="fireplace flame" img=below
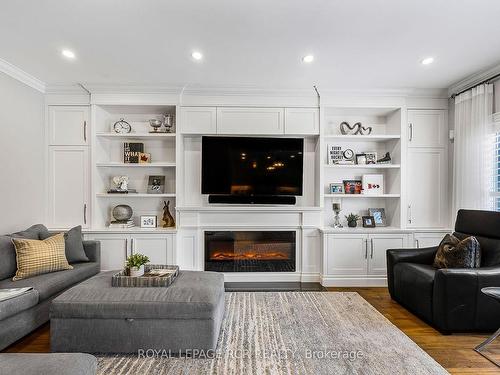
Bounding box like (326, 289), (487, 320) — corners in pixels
(210, 252), (289, 260)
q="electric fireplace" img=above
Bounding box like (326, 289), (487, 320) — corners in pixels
(204, 231), (296, 272)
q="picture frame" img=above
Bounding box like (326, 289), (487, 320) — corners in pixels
(362, 174), (384, 195)
(365, 151), (378, 165)
(329, 183), (344, 194)
(362, 216), (376, 228)
(147, 176), (165, 194)
(369, 208), (387, 227)
(139, 152), (151, 164)
(343, 180), (362, 194)
(140, 215), (157, 228)
(327, 145), (343, 165)
(355, 153), (367, 165)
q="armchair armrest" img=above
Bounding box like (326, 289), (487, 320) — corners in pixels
(83, 240), (101, 265)
(386, 246), (438, 298)
(433, 266), (500, 331)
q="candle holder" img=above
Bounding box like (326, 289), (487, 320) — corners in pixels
(332, 202), (343, 228)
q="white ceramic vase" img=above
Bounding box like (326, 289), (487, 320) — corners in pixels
(129, 265), (144, 277)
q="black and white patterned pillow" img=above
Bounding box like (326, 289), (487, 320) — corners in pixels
(433, 234), (481, 269)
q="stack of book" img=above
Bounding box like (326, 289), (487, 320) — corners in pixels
(109, 220), (134, 229)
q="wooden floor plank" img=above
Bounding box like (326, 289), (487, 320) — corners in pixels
(3, 287), (499, 374)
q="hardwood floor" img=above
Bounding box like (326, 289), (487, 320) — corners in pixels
(3, 288), (499, 374)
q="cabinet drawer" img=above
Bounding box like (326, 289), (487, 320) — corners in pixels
(180, 107), (217, 134)
(217, 107), (284, 134)
(285, 108), (319, 135)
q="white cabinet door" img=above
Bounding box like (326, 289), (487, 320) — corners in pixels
(285, 108), (319, 135)
(48, 146), (90, 228)
(217, 107), (284, 134)
(407, 148), (447, 228)
(368, 234), (409, 276)
(180, 107), (217, 134)
(48, 106), (89, 146)
(132, 234), (175, 265)
(408, 110), (447, 148)
(413, 232), (449, 248)
(325, 234), (368, 276)
(87, 235), (129, 271)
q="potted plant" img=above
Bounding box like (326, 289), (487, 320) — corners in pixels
(345, 213), (360, 228)
(126, 253), (150, 277)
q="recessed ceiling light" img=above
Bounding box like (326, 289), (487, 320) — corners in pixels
(421, 57), (434, 65)
(61, 49), (76, 59)
(302, 55), (314, 63)
(191, 51), (203, 61)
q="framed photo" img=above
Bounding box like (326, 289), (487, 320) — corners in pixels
(139, 152), (151, 164)
(362, 174), (384, 195)
(355, 153), (367, 165)
(365, 152), (378, 165)
(140, 215), (157, 228)
(327, 145), (343, 165)
(343, 180), (362, 194)
(362, 216), (376, 228)
(369, 208), (387, 227)
(147, 176), (165, 194)
(329, 183), (344, 194)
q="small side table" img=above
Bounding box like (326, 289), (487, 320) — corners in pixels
(474, 287), (500, 367)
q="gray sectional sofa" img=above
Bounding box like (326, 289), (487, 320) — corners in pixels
(0, 224), (101, 350)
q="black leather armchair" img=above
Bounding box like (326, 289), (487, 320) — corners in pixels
(387, 209), (500, 332)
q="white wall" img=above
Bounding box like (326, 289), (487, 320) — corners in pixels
(0, 72), (44, 233)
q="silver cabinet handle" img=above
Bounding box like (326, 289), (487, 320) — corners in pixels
(416, 239), (420, 248)
(83, 121), (87, 142)
(125, 239), (128, 258)
(83, 204), (87, 224)
(131, 238), (134, 254)
(409, 123), (413, 142)
(408, 204), (412, 224)
(370, 238), (374, 258)
(365, 239), (368, 259)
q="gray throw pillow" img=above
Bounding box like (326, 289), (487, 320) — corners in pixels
(433, 234), (481, 269)
(40, 225), (89, 263)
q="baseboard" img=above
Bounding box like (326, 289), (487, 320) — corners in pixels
(223, 272), (302, 282)
(320, 276), (388, 287)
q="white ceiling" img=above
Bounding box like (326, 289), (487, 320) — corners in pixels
(1, 0), (500, 90)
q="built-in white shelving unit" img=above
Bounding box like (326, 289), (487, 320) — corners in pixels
(92, 104), (178, 230)
(322, 106), (403, 229)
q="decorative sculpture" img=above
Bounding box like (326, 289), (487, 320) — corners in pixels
(162, 200), (175, 228)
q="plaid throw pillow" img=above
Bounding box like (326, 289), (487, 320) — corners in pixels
(12, 233), (73, 281)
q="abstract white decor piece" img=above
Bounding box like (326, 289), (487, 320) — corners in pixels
(362, 174), (384, 195)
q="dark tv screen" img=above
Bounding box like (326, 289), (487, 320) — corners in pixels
(202, 136), (304, 196)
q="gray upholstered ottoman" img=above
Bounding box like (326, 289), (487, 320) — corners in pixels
(0, 353), (97, 375)
(50, 270), (225, 354)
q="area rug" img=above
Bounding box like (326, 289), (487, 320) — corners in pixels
(97, 292), (448, 374)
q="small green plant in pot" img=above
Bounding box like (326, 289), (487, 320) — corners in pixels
(126, 253), (150, 277)
(345, 213), (360, 228)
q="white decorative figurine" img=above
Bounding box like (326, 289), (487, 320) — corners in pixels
(112, 176), (129, 191)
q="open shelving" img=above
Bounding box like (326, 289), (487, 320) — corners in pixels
(92, 104), (178, 230)
(322, 106), (403, 229)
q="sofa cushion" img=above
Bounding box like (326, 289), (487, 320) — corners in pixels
(12, 233), (73, 281)
(0, 262), (99, 301)
(51, 270), (225, 320)
(0, 353), (97, 375)
(0, 289), (39, 321)
(0, 224), (50, 280)
(393, 263), (436, 323)
(40, 226), (89, 264)
(455, 232), (500, 267)
(433, 234), (481, 269)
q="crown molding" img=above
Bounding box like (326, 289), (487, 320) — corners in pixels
(0, 58), (45, 93)
(81, 83), (183, 95)
(448, 61), (500, 97)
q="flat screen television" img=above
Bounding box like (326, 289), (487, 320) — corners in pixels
(202, 136), (304, 199)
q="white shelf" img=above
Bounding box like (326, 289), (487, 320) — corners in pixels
(96, 162), (176, 168)
(324, 164), (400, 169)
(96, 193), (176, 198)
(324, 194), (401, 198)
(96, 132), (176, 139)
(323, 135), (401, 141)
(320, 226), (410, 234)
(83, 227), (177, 234)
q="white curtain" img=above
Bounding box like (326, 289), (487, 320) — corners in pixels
(452, 83), (494, 217)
